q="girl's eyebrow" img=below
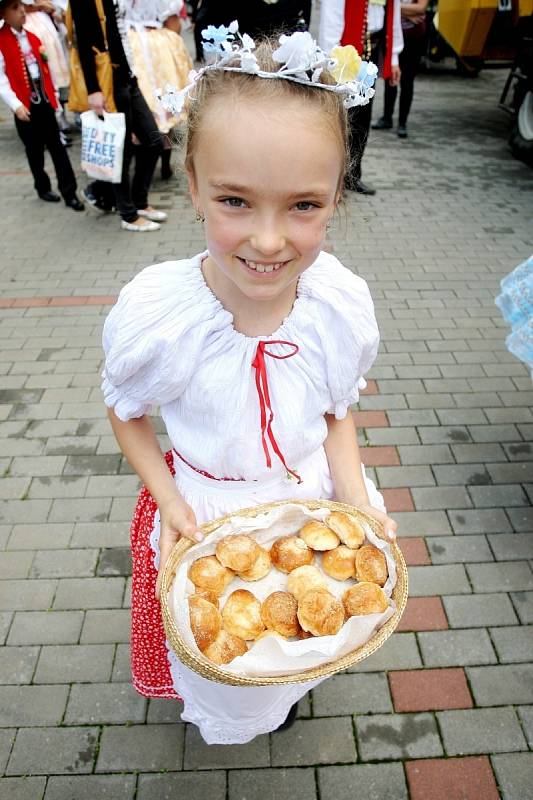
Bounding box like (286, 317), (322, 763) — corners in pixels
(209, 182), (331, 201)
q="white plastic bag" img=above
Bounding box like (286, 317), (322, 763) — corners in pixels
(80, 111), (126, 184)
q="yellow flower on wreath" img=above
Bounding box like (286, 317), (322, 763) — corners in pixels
(330, 45), (362, 83)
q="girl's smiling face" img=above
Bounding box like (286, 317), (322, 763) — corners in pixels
(188, 97), (344, 314)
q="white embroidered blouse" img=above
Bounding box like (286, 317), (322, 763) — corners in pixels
(101, 250), (379, 481)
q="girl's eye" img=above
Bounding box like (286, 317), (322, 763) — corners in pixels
(222, 197), (247, 208)
(294, 201), (318, 211)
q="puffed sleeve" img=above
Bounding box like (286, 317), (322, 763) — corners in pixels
(300, 252), (380, 420)
(101, 258), (224, 421)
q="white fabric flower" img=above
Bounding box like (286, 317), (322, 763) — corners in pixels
(272, 31), (319, 73)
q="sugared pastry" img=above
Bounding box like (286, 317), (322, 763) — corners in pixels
(299, 520), (340, 551)
(261, 591), (300, 638)
(195, 588), (220, 608)
(287, 564), (327, 603)
(355, 544), (388, 587)
(222, 589), (265, 640)
(238, 545), (272, 581)
(270, 535), (314, 573)
(326, 511), (366, 549)
(297, 588), (345, 637)
(255, 629), (286, 643)
(322, 545), (357, 581)
(188, 595), (222, 652)
(343, 582), (389, 617)
(188, 556), (234, 596)
(203, 630), (248, 665)
(216, 534), (262, 573)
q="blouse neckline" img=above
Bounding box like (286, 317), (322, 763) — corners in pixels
(193, 250), (310, 343)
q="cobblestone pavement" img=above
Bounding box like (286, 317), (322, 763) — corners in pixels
(1, 57), (532, 800)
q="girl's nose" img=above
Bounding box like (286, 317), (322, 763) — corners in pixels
(250, 223), (286, 257)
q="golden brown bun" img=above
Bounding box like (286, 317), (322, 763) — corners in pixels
(222, 589), (265, 640)
(203, 630), (247, 665)
(326, 511), (366, 549)
(238, 545), (272, 581)
(322, 545), (357, 581)
(215, 534), (262, 573)
(188, 595), (222, 652)
(255, 629), (286, 643)
(287, 565), (327, 603)
(299, 520), (340, 551)
(355, 544), (388, 587)
(297, 588), (345, 636)
(194, 588), (220, 608)
(297, 628), (314, 639)
(270, 535), (314, 573)
(343, 582), (389, 616)
(260, 591), (300, 638)
(188, 556), (234, 596)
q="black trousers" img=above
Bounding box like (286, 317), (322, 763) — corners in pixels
(15, 93), (77, 201)
(346, 34), (383, 186)
(383, 27), (425, 126)
(89, 80), (164, 222)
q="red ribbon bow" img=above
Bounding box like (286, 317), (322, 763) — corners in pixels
(251, 339), (302, 484)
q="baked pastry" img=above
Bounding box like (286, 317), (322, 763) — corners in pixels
(203, 630), (247, 665)
(222, 589), (265, 640)
(261, 591), (300, 638)
(216, 534), (262, 573)
(343, 581), (389, 617)
(326, 511), (366, 549)
(255, 629), (286, 643)
(188, 595), (222, 652)
(287, 564), (327, 603)
(194, 588), (220, 608)
(355, 544), (388, 586)
(297, 588), (345, 637)
(270, 535), (314, 573)
(322, 545), (357, 581)
(188, 556), (234, 596)
(238, 545), (272, 581)
(299, 520), (340, 551)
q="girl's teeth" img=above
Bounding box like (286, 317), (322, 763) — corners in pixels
(245, 260), (283, 272)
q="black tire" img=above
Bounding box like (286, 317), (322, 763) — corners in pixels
(509, 88), (533, 167)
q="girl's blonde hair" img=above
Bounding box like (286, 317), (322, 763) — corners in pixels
(184, 40), (350, 184)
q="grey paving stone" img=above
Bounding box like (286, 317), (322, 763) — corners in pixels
(44, 775), (136, 800)
(138, 771), (227, 800)
(467, 664), (533, 705)
(271, 718), (357, 766)
(443, 593), (518, 628)
(8, 611), (84, 645)
(469, 485), (529, 509)
(408, 565), (471, 596)
(0, 500), (52, 525)
(355, 713), (442, 761)
(393, 511), (453, 537)
(0, 729), (15, 774)
(0, 551), (35, 579)
(184, 724), (270, 770)
(398, 444), (454, 465)
(7, 727), (98, 776)
(312, 673), (392, 715)
(487, 462), (532, 484)
(0, 777), (46, 800)
(375, 466), (435, 489)
(6, 523), (73, 551)
(63, 454), (122, 476)
(511, 591), (533, 624)
(28, 476), (88, 499)
(0, 645), (39, 684)
(30, 549), (98, 579)
(449, 508), (512, 535)
(65, 682), (146, 724)
(432, 464), (492, 487)
(146, 697), (184, 724)
(490, 625), (533, 663)
(451, 443), (506, 463)
(111, 643), (132, 682)
(418, 426), (471, 445)
(34, 644), (114, 683)
(427, 535), (493, 564)
(80, 609), (130, 643)
(0, 478), (31, 501)
(507, 507), (533, 532)
(318, 764), (409, 800)
(347, 633), (422, 672)
(97, 724), (184, 772)
(0, 684), (69, 726)
(412, 487), (472, 511)
(504, 441), (533, 460)
(418, 628), (497, 667)
(366, 428), (419, 446)
(0, 611), (13, 644)
(469, 424), (522, 443)
(48, 497), (111, 524)
(53, 577), (125, 609)
(491, 753), (533, 800)
(70, 522), (130, 548)
(517, 706), (533, 748)
(96, 547), (132, 576)
(438, 707), (527, 755)
(467, 562), (533, 593)
(488, 533), (533, 561)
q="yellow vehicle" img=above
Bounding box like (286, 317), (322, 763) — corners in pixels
(436, 0), (533, 164)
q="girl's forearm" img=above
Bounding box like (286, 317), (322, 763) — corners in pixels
(107, 408), (183, 508)
(323, 413), (370, 506)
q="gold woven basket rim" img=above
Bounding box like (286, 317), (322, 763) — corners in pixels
(160, 498), (408, 686)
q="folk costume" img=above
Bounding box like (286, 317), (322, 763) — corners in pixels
(102, 250), (386, 744)
(0, 22), (79, 202)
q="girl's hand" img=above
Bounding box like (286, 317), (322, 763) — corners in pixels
(358, 504), (398, 542)
(156, 497), (203, 599)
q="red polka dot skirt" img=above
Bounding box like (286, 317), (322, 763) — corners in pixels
(130, 450), (181, 699)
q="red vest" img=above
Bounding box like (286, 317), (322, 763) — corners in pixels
(341, 0), (395, 80)
(0, 25), (58, 110)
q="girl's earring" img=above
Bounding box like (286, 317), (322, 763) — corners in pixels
(195, 210), (205, 223)
(326, 218), (332, 230)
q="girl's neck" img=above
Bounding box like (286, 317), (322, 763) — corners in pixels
(202, 256), (298, 339)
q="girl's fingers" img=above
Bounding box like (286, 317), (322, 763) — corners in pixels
(361, 506), (398, 541)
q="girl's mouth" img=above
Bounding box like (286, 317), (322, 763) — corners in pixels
(237, 257), (290, 274)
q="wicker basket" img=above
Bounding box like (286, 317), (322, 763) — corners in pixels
(160, 499), (408, 686)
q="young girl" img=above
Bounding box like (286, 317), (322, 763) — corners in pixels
(102, 25), (397, 744)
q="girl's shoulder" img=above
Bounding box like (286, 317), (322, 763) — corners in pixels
(298, 251), (376, 317)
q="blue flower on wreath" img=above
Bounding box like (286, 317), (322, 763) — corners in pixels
(356, 60), (378, 90)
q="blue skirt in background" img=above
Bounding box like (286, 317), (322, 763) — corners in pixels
(495, 254), (533, 380)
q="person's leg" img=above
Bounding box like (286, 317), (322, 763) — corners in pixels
(346, 35), (382, 193)
(40, 101), (78, 201)
(398, 35), (424, 128)
(383, 80), (397, 123)
(112, 83), (140, 223)
(129, 85), (164, 212)
(15, 112), (52, 197)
